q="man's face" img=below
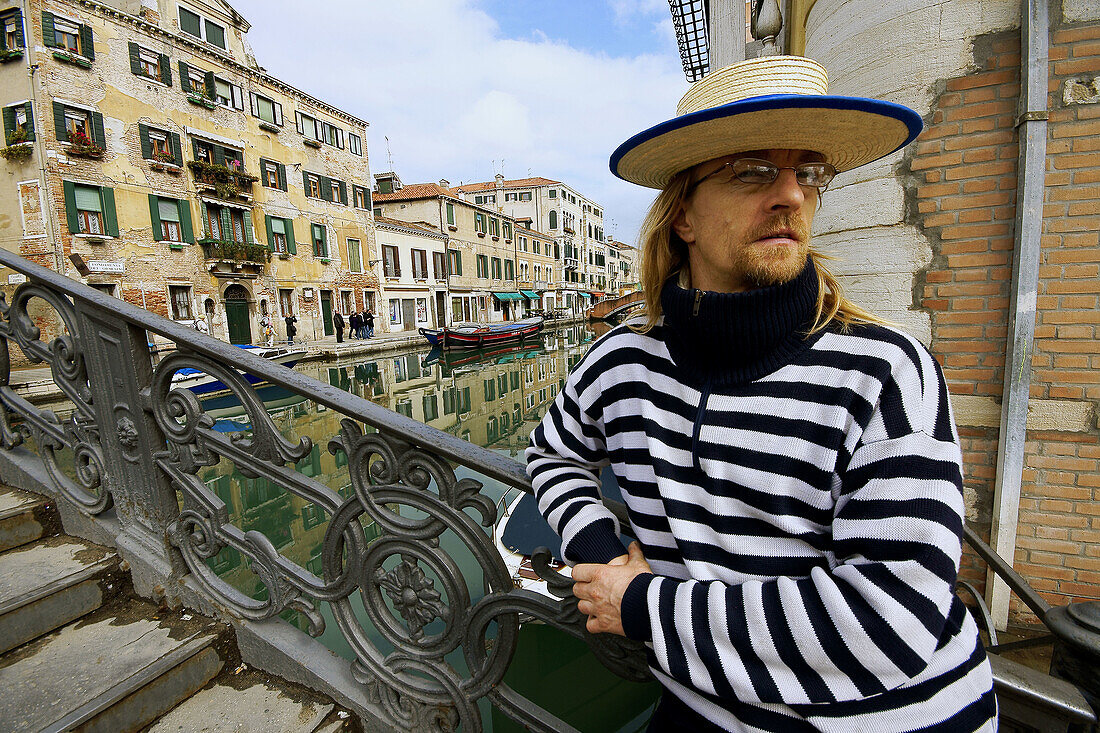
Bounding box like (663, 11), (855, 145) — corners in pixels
(671, 149), (821, 293)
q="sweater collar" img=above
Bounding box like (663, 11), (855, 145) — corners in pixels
(660, 258), (821, 387)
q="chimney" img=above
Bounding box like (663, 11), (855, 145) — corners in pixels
(495, 173), (504, 188)
(439, 179), (450, 189)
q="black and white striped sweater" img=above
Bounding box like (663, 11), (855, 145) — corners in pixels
(526, 264), (996, 732)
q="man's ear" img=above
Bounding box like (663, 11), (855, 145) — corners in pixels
(671, 204), (695, 244)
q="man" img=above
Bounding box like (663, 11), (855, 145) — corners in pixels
(284, 314), (296, 345)
(364, 310), (374, 339)
(349, 310), (361, 340)
(526, 56), (995, 732)
(333, 310), (344, 343)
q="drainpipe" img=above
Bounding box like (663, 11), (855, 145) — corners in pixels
(987, 0), (1048, 630)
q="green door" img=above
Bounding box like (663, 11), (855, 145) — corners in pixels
(320, 291), (333, 336)
(225, 300), (251, 344)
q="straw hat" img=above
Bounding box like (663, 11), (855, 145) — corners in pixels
(610, 56), (923, 189)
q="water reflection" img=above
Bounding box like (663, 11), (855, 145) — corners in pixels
(195, 323), (658, 731)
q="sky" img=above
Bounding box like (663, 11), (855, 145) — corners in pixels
(227, 0), (690, 246)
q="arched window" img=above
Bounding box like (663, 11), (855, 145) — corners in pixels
(548, 210), (558, 229)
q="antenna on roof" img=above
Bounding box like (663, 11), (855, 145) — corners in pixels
(385, 136), (395, 172)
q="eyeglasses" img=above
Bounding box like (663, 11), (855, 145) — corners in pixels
(687, 158), (837, 194)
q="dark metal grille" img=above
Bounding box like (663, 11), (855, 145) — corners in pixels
(668, 0), (709, 81)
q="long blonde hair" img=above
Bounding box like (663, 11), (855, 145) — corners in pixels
(630, 169), (889, 335)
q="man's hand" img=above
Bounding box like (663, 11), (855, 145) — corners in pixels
(571, 542), (651, 636)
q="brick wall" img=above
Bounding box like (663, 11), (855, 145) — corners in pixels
(907, 19), (1100, 623)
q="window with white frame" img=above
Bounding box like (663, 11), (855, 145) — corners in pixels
(73, 184), (104, 234)
(138, 47), (160, 78)
(214, 77), (244, 109)
(3, 13), (21, 50)
(389, 299), (401, 325)
(149, 128), (171, 158)
(270, 218), (288, 253)
(64, 107), (92, 140)
(349, 133), (362, 156)
(168, 284), (193, 320)
(157, 198), (183, 242)
(296, 111), (319, 140)
(52, 16), (82, 55)
(250, 92), (282, 126)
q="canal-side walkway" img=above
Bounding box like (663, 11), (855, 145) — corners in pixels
(8, 316), (588, 403)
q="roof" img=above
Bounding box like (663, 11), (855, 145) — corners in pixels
(516, 225), (554, 241)
(373, 216), (444, 238)
(454, 176), (562, 193)
(372, 182), (457, 202)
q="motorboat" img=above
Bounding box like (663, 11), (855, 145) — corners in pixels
(419, 317), (544, 350)
(170, 344), (307, 396)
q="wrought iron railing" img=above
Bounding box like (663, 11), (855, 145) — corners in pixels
(0, 248), (648, 732)
(0, 245), (1096, 730)
(199, 238), (270, 264)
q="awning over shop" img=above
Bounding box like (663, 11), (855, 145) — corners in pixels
(592, 292), (606, 297)
(578, 292), (592, 300)
(520, 290), (540, 299)
(492, 291), (524, 301)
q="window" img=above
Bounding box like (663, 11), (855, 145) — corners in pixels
(489, 217), (499, 237)
(503, 222), (512, 240)
(474, 213), (486, 235)
(347, 238), (361, 272)
(265, 216), (294, 254)
(148, 195), (194, 243)
(138, 124), (180, 165)
(206, 204), (249, 243)
(127, 43), (170, 85)
(423, 394), (438, 422)
(2, 102), (34, 144)
(548, 210), (557, 229)
(279, 288), (294, 317)
(63, 182), (116, 236)
(476, 255), (488, 279)
(312, 223), (328, 258)
(179, 62), (213, 98)
(520, 192), (532, 201)
(349, 133), (362, 156)
(2, 9), (24, 51)
(448, 249), (462, 276)
(504, 259), (514, 280)
(491, 257), (502, 280)
(382, 245), (399, 278)
(389, 299), (401, 325)
(433, 251), (446, 280)
(45, 14), (90, 58)
(213, 77), (244, 109)
(353, 185), (370, 209)
(249, 92), (283, 127)
(305, 173), (321, 198)
(296, 111), (319, 140)
(178, 6), (226, 49)
(260, 158), (286, 190)
(270, 218), (287, 253)
(505, 193), (517, 202)
(169, 285), (193, 320)
(445, 202), (455, 226)
(319, 121), (343, 148)
(302, 171), (345, 203)
(411, 249), (428, 279)
(548, 189), (556, 199)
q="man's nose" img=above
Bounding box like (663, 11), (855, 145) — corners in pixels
(765, 167), (806, 210)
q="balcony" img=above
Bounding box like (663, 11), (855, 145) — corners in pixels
(534, 280), (548, 290)
(199, 238), (270, 267)
(188, 161), (257, 201)
(563, 257), (578, 270)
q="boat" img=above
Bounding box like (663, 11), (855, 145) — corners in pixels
(421, 342), (544, 370)
(419, 317), (544, 350)
(170, 344), (307, 396)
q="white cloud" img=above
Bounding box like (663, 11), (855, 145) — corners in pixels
(231, 0), (689, 245)
(609, 0), (669, 26)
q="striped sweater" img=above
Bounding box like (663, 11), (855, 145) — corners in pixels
(526, 264), (996, 732)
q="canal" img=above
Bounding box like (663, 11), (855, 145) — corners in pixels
(135, 322), (657, 731)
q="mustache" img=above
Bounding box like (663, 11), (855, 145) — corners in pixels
(743, 214), (811, 244)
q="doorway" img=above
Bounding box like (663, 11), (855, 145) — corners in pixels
(224, 284), (251, 344)
(401, 298), (416, 331)
(320, 291), (333, 336)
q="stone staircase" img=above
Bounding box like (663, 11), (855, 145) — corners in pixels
(0, 485), (359, 733)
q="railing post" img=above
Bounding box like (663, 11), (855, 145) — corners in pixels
(75, 299), (185, 596)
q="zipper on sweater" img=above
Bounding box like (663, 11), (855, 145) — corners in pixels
(693, 289), (703, 316)
(691, 385), (711, 472)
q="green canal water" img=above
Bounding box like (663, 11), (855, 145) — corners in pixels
(84, 322), (657, 731)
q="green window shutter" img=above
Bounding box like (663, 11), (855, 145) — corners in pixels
(320, 176), (333, 202)
(138, 123), (151, 159)
(178, 61), (190, 92)
(62, 180), (79, 233)
(1, 106), (13, 140)
(243, 213), (255, 244)
(302, 171), (310, 196)
(285, 219), (296, 254)
(191, 138), (201, 160)
(219, 208), (230, 241)
(128, 42), (141, 75)
(14, 10), (24, 48)
(264, 215), (274, 251)
(101, 187), (118, 237)
(53, 101), (68, 141)
(212, 146), (225, 167)
(148, 194), (163, 241)
(276, 162), (286, 191)
(79, 24), (93, 60)
(170, 132), (182, 165)
(446, 202), (454, 225)
(204, 71), (215, 100)
(337, 181), (347, 205)
(22, 102), (35, 141)
(159, 53), (171, 86)
(179, 200), (195, 243)
(91, 112), (104, 147)
(41, 12), (56, 49)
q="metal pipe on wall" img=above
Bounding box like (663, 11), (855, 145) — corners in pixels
(987, 0), (1049, 630)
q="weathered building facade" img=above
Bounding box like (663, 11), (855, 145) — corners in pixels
(0, 0), (379, 351)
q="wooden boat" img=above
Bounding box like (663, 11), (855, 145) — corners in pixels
(419, 317), (543, 350)
(170, 344), (307, 396)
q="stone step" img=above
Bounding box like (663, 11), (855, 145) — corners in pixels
(146, 668), (356, 733)
(0, 486), (57, 553)
(0, 598), (227, 733)
(0, 535), (123, 655)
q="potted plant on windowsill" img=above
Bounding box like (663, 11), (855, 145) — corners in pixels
(0, 129), (33, 162)
(53, 49), (92, 68)
(187, 92), (217, 109)
(0, 48), (23, 63)
(66, 129), (104, 159)
(149, 150), (180, 173)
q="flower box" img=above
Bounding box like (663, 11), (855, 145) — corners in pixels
(66, 130), (104, 159)
(199, 238), (270, 264)
(303, 138), (321, 149)
(53, 50), (92, 68)
(0, 142), (32, 162)
(187, 93), (217, 110)
(188, 160), (257, 200)
(258, 121), (280, 133)
(149, 160), (182, 174)
(0, 49), (24, 63)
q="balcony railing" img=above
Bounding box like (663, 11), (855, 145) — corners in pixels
(199, 238), (270, 264)
(188, 161), (257, 200)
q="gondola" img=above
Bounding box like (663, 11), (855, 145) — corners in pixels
(419, 317), (544, 350)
